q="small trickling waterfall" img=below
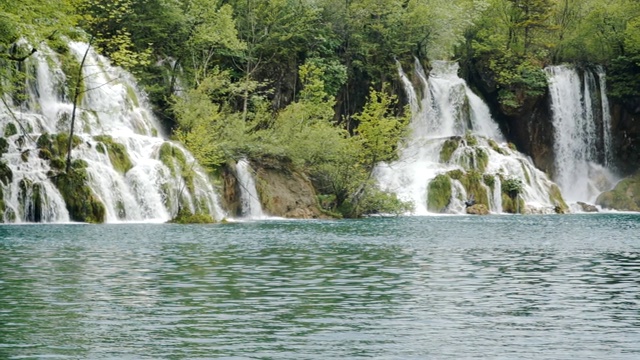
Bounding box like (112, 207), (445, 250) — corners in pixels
(0, 41), (225, 223)
(376, 60), (565, 214)
(545, 65), (616, 203)
(236, 159), (266, 219)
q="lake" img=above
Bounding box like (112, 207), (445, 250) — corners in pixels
(1, 214), (640, 359)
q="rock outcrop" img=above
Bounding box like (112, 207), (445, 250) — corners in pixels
(596, 173), (640, 211)
(252, 157), (327, 219)
(466, 203), (489, 215)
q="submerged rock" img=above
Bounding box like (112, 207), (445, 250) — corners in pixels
(466, 204), (489, 215)
(577, 201), (599, 213)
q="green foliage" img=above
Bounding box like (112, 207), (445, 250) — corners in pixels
(502, 177), (524, 198)
(427, 174), (452, 213)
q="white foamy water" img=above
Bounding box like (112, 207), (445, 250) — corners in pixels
(0, 42), (225, 222)
(376, 60), (563, 214)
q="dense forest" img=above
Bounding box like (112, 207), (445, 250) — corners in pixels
(1, 0), (639, 218)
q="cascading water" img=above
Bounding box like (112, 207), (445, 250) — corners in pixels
(0, 41), (225, 223)
(236, 158), (266, 219)
(545, 65), (616, 203)
(376, 60), (566, 214)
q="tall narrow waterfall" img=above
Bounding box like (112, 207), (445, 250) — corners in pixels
(376, 60), (566, 214)
(236, 159), (266, 219)
(0, 42), (225, 223)
(545, 65), (616, 203)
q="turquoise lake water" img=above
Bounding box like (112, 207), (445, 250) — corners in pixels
(1, 214), (639, 359)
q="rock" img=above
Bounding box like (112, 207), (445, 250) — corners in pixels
(253, 157), (328, 219)
(596, 173), (640, 211)
(466, 203), (489, 215)
(577, 201), (598, 213)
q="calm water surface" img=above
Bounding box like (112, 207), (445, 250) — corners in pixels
(1, 214), (640, 359)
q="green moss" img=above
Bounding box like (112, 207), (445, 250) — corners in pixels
(465, 132), (478, 146)
(20, 150), (29, 162)
(519, 160), (531, 185)
(501, 193), (525, 214)
(93, 135), (133, 174)
(39, 149), (52, 160)
(475, 148), (489, 172)
(37, 133), (82, 159)
(49, 158), (65, 171)
(427, 174), (452, 213)
(125, 84), (140, 107)
(508, 142), (517, 151)
(440, 137), (460, 163)
(4, 122), (17, 137)
(59, 50), (85, 102)
(596, 174), (640, 211)
(447, 169), (464, 180)
(460, 170), (489, 207)
(548, 184), (568, 213)
(158, 142), (193, 193)
(488, 139), (507, 155)
(53, 160), (106, 223)
(168, 208), (215, 224)
(483, 174), (495, 189)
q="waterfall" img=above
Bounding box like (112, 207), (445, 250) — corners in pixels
(0, 42), (225, 223)
(545, 65), (616, 203)
(375, 60), (565, 214)
(236, 159), (266, 219)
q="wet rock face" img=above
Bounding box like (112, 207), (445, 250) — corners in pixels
(611, 100), (640, 175)
(220, 162), (241, 217)
(252, 158), (326, 219)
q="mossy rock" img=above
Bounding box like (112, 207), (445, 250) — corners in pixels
(596, 174), (640, 211)
(549, 184), (568, 213)
(4, 122), (17, 137)
(502, 193), (526, 214)
(467, 203), (489, 215)
(36, 133), (82, 158)
(158, 142), (193, 193)
(447, 169), (464, 180)
(483, 174), (495, 189)
(427, 174), (452, 213)
(168, 208), (215, 224)
(459, 170), (489, 207)
(93, 135), (133, 174)
(488, 139), (508, 155)
(440, 137), (461, 163)
(18, 180), (43, 222)
(39, 148), (52, 160)
(475, 148), (489, 172)
(464, 132), (478, 146)
(158, 142), (187, 176)
(0, 160), (13, 186)
(53, 160), (106, 223)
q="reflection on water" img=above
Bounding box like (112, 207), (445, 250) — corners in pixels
(1, 215), (640, 359)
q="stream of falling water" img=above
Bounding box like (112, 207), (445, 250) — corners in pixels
(376, 60), (563, 214)
(545, 65), (617, 203)
(0, 42), (225, 222)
